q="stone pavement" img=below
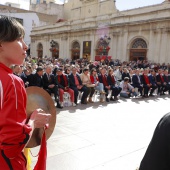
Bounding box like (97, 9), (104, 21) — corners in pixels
(31, 95), (170, 170)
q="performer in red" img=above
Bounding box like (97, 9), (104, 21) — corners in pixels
(0, 17), (51, 170)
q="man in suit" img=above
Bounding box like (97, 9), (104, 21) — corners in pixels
(148, 69), (158, 96)
(27, 67), (44, 87)
(98, 67), (111, 102)
(131, 69), (143, 96)
(140, 69), (151, 97)
(20, 68), (30, 87)
(156, 69), (165, 95)
(162, 69), (170, 94)
(68, 66), (89, 104)
(107, 68), (122, 101)
(43, 65), (62, 109)
(55, 68), (76, 107)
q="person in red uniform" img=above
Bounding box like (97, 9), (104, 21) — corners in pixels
(0, 17), (51, 170)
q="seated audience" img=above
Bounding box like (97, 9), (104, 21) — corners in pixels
(148, 69), (158, 96)
(27, 67), (44, 87)
(80, 68), (95, 103)
(98, 67), (111, 102)
(90, 68), (105, 102)
(20, 68), (30, 87)
(43, 65), (62, 108)
(122, 68), (131, 83)
(114, 66), (123, 85)
(140, 69), (152, 97)
(55, 68), (76, 107)
(69, 66), (89, 104)
(132, 69), (143, 96)
(156, 69), (165, 95)
(162, 69), (170, 94)
(107, 68), (122, 101)
(120, 77), (137, 98)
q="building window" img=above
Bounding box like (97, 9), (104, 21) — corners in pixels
(132, 38), (147, 49)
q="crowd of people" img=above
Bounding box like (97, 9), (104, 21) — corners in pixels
(12, 56), (170, 109)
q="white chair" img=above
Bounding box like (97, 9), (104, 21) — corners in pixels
(92, 90), (99, 102)
(134, 87), (139, 96)
(63, 92), (72, 107)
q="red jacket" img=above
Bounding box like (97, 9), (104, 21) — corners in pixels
(0, 63), (32, 169)
(90, 75), (99, 84)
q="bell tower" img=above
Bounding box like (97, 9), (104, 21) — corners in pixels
(64, 0), (117, 20)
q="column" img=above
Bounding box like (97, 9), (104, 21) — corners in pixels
(147, 25), (155, 62)
(122, 30), (128, 61)
(117, 33), (123, 60)
(154, 29), (161, 63)
(159, 29), (168, 64)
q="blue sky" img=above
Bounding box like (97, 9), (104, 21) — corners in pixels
(0, 0), (165, 10)
(116, 0), (164, 11)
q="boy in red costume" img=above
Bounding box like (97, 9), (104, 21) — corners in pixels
(0, 17), (51, 170)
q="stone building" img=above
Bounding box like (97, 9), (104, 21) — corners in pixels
(30, 0), (170, 63)
(0, 3), (62, 50)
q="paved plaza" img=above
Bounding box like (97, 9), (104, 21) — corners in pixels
(31, 95), (170, 170)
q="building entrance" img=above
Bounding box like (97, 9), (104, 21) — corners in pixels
(129, 38), (147, 61)
(130, 49), (147, 61)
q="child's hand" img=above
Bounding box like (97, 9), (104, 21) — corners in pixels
(30, 108), (51, 128)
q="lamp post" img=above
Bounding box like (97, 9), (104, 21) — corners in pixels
(50, 40), (56, 61)
(99, 35), (111, 60)
(50, 40), (56, 48)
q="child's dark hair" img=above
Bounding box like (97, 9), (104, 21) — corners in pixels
(0, 16), (25, 42)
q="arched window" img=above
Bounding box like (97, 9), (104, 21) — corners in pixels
(131, 38), (147, 49)
(130, 38), (147, 61)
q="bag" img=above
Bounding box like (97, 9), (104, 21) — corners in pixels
(86, 84), (95, 87)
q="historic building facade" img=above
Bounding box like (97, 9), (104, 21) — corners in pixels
(30, 0), (170, 63)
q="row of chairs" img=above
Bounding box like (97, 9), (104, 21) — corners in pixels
(53, 87), (162, 107)
(62, 90), (113, 107)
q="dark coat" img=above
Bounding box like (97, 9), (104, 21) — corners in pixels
(42, 73), (55, 89)
(68, 73), (83, 88)
(132, 74), (141, 87)
(27, 73), (44, 87)
(107, 74), (116, 86)
(139, 113), (170, 170)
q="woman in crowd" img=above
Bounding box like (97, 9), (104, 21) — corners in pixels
(80, 68), (95, 103)
(107, 68), (122, 101)
(90, 68), (105, 102)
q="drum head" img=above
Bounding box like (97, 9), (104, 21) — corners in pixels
(26, 86), (56, 148)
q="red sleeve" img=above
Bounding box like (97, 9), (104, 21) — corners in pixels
(0, 74), (32, 159)
(90, 75), (94, 84)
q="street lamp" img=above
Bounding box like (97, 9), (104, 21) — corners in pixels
(50, 40), (57, 60)
(50, 40), (56, 48)
(99, 35), (111, 60)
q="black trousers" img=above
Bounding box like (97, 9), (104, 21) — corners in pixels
(45, 85), (59, 102)
(110, 86), (122, 97)
(70, 85), (89, 104)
